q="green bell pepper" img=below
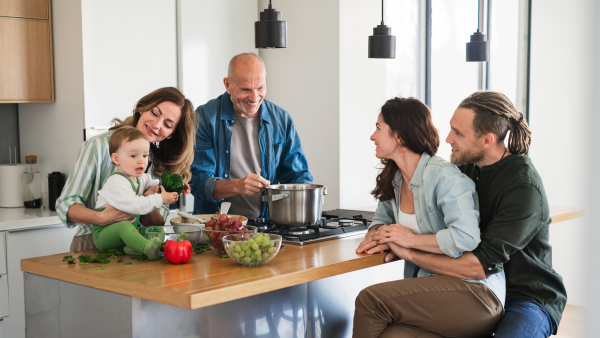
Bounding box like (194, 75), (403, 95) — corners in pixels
(161, 172), (184, 194)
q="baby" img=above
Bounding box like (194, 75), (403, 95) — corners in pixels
(92, 126), (179, 260)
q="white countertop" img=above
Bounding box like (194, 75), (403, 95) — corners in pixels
(0, 206), (185, 232)
(0, 207), (61, 232)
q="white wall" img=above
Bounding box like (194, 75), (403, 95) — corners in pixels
(258, 0), (341, 210)
(178, 0), (257, 110)
(586, 1), (600, 334)
(529, 0), (593, 307)
(17, 0), (86, 209)
(81, 0), (178, 128)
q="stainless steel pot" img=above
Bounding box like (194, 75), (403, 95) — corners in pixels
(262, 184), (326, 227)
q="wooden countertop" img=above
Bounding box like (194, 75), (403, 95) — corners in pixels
(21, 206), (584, 310)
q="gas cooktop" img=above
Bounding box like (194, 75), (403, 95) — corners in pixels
(248, 209), (375, 245)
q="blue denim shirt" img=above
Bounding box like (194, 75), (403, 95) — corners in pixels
(371, 153), (505, 306)
(190, 92), (313, 217)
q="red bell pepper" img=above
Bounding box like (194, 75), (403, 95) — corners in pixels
(164, 233), (192, 264)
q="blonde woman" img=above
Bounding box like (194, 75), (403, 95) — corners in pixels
(56, 87), (196, 251)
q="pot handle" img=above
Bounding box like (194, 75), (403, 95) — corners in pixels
(262, 193), (290, 202)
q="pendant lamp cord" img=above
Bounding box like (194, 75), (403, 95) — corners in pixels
(381, 0), (385, 25)
(477, 0), (480, 32)
(269, 0), (272, 9)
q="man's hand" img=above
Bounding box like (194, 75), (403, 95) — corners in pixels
(181, 182), (191, 195)
(143, 185), (160, 196)
(356, 227), (389, 254)
(237, 174), (270, 196)
(372, 224), (415, 249)
(98, 204), (134, 226)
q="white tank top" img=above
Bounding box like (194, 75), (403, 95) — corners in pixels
(397, 207), (422, 234)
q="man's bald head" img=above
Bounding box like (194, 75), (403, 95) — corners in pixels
(227, 53), (266, 83)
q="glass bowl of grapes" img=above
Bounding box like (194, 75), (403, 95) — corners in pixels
(222, 233), (282, 267)
(203, 214), (257, 255)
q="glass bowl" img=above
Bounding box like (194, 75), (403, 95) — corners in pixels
(222, 233), (282, 267)
(145, 225), (203, 249)
(203, 225), (257, 255)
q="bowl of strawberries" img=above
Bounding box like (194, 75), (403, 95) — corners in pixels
(203, 214), (257, 255)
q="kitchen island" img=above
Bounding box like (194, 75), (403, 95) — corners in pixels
(21, 206), (584, 338)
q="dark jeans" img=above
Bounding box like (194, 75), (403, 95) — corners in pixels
(494, 298), (557, 338)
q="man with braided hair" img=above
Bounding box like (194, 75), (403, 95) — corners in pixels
(356, 91), (566, 337)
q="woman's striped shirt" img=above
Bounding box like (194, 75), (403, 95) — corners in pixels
(55, 131), (169, 236)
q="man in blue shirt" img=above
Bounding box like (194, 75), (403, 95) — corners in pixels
(190, 53), (313, 218)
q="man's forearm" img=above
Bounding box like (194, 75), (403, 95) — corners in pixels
(212, 179), (240, 200)
(140, 209), (164, 227)
(405, 250), (486, 280)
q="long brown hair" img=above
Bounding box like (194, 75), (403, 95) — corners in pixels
(459, 91), (532, 155)
(371, 97), (439, 201)
(110, 87), (196, 181)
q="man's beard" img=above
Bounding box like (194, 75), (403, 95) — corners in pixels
(450, 146), (484, 166)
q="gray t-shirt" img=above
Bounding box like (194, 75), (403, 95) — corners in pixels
(227, 112), (263, 219)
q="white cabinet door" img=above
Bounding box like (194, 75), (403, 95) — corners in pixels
(0, 225), (76, 338)
(0, 232), (6, 275)
(0, 274), (8, 318)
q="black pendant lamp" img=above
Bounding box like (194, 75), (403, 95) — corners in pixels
(255, 0), (287, 49)
(368, 0), (396, 59)
(466, 0), (489, 62)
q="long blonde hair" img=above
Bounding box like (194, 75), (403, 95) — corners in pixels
(110, 87), (196, 181)
(459, 91), (532, 155)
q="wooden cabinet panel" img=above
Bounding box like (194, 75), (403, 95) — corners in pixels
(0, 17), (53, 102)
(0, 0), (48, 19)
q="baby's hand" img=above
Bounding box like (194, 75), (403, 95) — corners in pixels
(144, 185), (160, 197)
(160, 186), (179, 205)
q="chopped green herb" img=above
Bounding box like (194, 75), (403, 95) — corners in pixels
(220, 255), (229, 258)
(74, 251), (79, 253)
(79, 262), (89, 266)
(117, 258), (123, 263)
(86, 267), (104, 271)
(125, 262), (132, 265)
(62, 256), (76, 264)
(194, 244), (211, 254)
(130, 255), (147, 261)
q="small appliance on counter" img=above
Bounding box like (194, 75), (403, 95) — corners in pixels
(48, 171), (66, 211)
(0, 163), (27, 208)
(23, 155), (42, 208)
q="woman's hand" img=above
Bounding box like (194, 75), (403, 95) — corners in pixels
(181, 182), (191, 195)
(372, 224), (415, 249)
(386, 242), (410, 262)
(98, 204), (134, 226)
(144, 185), (160, 196)
(356, 225), (389, 254)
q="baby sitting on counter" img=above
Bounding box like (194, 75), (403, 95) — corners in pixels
(92, 126), (180, 260)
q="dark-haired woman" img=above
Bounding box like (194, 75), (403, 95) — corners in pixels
(56, 87), (196, 252)
(353, 97), (505, 338)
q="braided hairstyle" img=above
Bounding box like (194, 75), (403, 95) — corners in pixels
(459, 91), (532, 155)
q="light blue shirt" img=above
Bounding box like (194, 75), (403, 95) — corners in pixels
(370, 152), (505, 307)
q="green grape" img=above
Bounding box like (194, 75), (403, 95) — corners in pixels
(252, 243), (259, 251)
(268, 247), (277, 254)
(263, 252), (270, 260)
(263, 234), (270, 240)
(240, 250), (245, 257)
(248, 238), (255, 243)
(244, 257), (252, 263)
(245, 250), (252, 258)
(241, 243), (249, 251)
(234, 253), (241, 260)
(235, 245), (242, 253)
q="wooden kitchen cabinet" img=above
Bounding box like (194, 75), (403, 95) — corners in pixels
(0, 0), (53, 103)
(0, 0), (48, 19)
